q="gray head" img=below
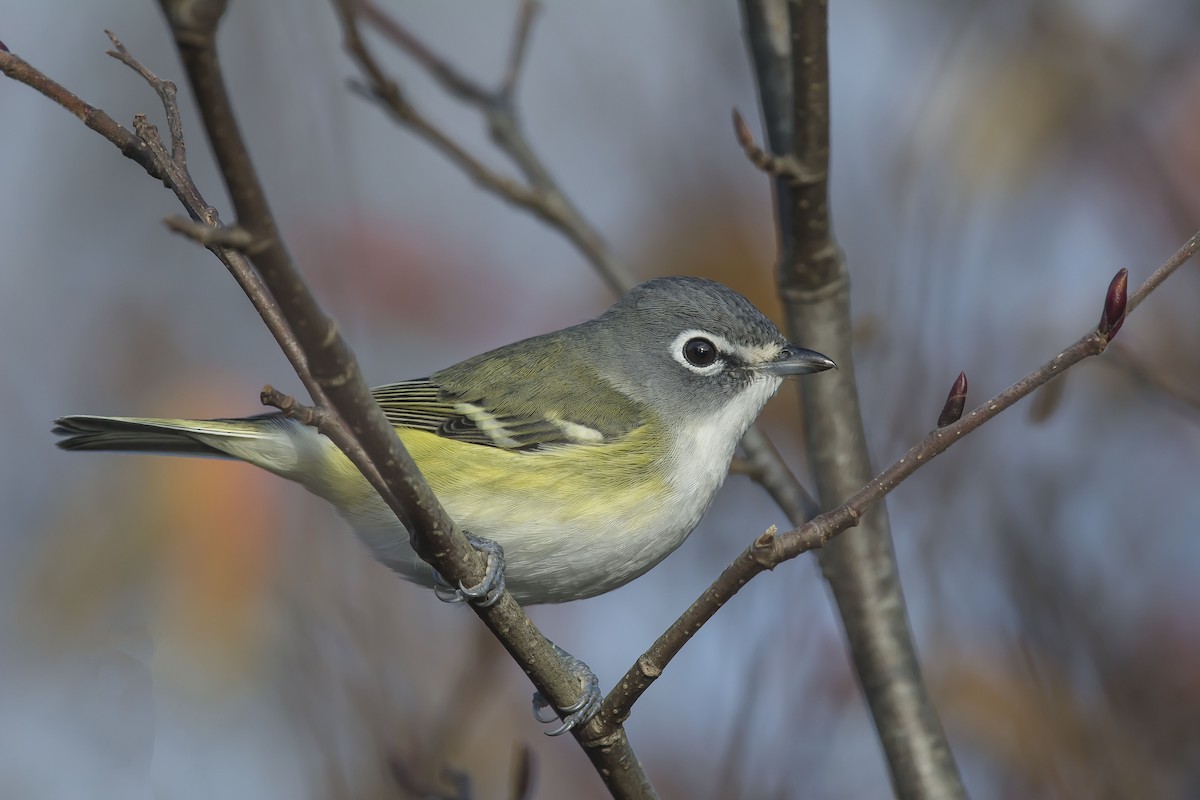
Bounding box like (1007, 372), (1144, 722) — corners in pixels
(592, 276), (835, 418)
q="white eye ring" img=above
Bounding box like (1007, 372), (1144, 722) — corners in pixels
(670, 329), (729, 375)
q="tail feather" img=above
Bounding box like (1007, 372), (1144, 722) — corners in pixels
(53, 415), (282, 460)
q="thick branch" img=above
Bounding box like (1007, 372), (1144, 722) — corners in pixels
(3, 15), (598, 768)
(740, 1), (966, 797)
(153, 0), (598, 746)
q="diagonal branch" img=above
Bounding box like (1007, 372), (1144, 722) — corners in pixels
(599, 235), (1199, 722)
(2, 23), (610, 790)
(153, 0), (606, 760)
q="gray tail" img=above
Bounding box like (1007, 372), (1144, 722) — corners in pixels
(53, 415), (266, 458)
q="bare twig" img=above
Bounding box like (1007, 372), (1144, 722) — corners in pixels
(600, 248), (1200, 724)
(163, 216), (266, 251)
(499, 0), (539, 100)
(732, 108), (822, 185)
(336, 0), (632, 296)
(0, 45), (165, 182)
(260, 385), (322, 426)
(738, 425), (820, 522)
(106, 30), (186, 164)
(1, 37), (315, 413)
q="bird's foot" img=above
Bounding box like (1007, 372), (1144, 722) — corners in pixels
(432, 533), (505, 608)
(531, 644), (602, 736)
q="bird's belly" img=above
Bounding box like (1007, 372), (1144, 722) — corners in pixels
(339, 473), (705, 604)
(314, 427), (721, 604)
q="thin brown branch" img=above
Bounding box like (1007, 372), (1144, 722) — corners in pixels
(732, 107), (822, 185)
(163, 215), (266, 251)
(99, 35), (326, 415)
(356, 0), (490, 103)
(1128, 231), (1200, 311)
(336, 0), (633, 296)
(3, 14), (605, 776)
(738, 425), (820, 522)
(0, 46), (165, 182)
(1, 36), (317, 412)
(499, 0), (540, 100)
(260, 385), (321, 426)
(152, 0), (601, 758)
(106, 30), (186, 165)
(600, 239), (1199, 723)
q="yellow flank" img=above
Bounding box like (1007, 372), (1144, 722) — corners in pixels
(319, 420), (672, 533)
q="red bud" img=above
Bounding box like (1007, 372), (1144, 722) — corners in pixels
(1099, 268), (1128, 340)
(937, 371), (968, 427)
(0, 39), (9, 52)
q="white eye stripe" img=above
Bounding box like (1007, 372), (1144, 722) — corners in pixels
(670, 329), (730, 375)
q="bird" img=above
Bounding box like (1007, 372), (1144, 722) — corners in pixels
(55, 276), (834, 731)
(56, 275), (834, 602)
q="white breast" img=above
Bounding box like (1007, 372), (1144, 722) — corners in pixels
(664, 374), (782, 531)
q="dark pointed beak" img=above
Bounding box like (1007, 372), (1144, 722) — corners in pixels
(759, 344), (837, 377)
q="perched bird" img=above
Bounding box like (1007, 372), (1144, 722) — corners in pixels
(55, 276), (834, 731)
(56, 276), (833, 601)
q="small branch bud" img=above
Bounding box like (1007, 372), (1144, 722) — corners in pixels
(0, 39), (9, 52)
(261, 384), (319, 426)
(1098, 268), (1128, 340)
(732, 107), (754, 150)
(937, 372), (968, 427)
(731, 107), (822, 184)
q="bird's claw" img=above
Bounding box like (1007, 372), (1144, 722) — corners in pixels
(531, 644), (602, 736)
(432, 533), (505, 608)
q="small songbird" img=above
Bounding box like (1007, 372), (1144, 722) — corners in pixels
(56, 276), (834, 605)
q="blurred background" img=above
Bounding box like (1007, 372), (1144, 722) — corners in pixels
(3, 0), (1199, 798)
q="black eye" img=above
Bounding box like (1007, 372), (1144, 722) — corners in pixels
(683, 337), (718, 367)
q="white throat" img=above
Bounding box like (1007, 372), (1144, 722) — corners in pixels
(665, 374), (782, 524)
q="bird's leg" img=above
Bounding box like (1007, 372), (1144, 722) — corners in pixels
(531, 643), (602, 736)
(432, 532), (505, 607)
(430, 538), (598, 733)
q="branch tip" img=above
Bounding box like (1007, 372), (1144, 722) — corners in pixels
(1099, 268), (1129, 340)
(261, 385), (319, 427)
(163, 216), (267, 252)
(500, 0), (541, 97)
(731, 107), (821, 185)
(0, 39), (9, 53)
(937, 371), (968, 428)
(731, 107), (753, 148)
